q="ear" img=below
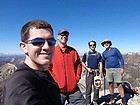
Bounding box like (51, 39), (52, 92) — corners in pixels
(19, 42), (28, 53)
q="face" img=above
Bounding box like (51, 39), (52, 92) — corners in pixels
(89, 42), (96, 51)
(104, 42), (110, 49)
(57, 33), (68, 45)
(20, 27), (55, 70)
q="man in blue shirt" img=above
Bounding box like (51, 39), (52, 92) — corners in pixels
(82, 41), (103, 105)
(101, 39), (126, 105)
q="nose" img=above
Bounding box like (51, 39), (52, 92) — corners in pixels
(42, 41), (50, 49)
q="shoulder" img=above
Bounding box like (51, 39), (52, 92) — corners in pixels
(111, 47), (120, 52)
(84, 51), (89, 55)
(67, 46), (80, 55)
(83, 51), (91, 57)
(6, 70), (38, 86)
(102, 50), (106, 56)
(95, 51), (102, 58)
(96, 51), (101, 54)
(67, 46), (76, 51)
(11, 70), (32, 79)
(111, 47), (118, 50)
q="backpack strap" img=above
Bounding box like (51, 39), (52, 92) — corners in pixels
(85, 51), (89, 65)
(96, 51), (101, 59)
(85, 51), (100, 65)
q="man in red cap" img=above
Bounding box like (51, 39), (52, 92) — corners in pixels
(48, 29), (86, 105)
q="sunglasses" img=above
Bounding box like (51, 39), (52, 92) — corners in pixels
(25, 38), (56, 46)
(89, 44), (96, 47)
(60, 33), (69, 37)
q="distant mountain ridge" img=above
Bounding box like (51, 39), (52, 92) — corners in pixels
(0, 53), (24, 67)
(0, 52), (140, 88)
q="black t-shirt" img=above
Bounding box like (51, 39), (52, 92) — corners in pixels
(4, 62), (62, 105)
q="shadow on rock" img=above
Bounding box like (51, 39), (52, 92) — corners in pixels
(97, 92), (134, 105)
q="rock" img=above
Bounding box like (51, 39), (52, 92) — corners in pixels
(78, 70), (140, 105)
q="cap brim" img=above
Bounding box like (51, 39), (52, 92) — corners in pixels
(101, 42), (105, 46)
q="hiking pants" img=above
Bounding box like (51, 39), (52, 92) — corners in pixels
(85, 69), (99, 104)
(60, 87), (86, 105)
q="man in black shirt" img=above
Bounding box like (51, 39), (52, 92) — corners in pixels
(4, 19), (62, 105)
(82, 40), (103, 105)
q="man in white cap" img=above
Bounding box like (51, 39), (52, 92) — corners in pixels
(101, 39), (126, 105)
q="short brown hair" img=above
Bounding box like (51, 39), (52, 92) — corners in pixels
(20, 19), (53, 42)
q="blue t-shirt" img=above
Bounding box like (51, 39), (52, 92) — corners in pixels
(102, 47), (124, 68)
(82, 51), (101, 69)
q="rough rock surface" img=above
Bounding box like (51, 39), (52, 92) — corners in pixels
(78, 71), (140, 105)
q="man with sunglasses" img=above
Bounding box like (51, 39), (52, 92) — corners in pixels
(101, 39), (126, 105)
(4, 19), (62, 105)
(48, 29), (86, 105)
(82, 41), (102, 105)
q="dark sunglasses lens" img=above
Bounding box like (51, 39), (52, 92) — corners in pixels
(60, 33), (69, 37)
(90, 44), (96, 47)
(47, 38), (56, 46)
(31, 38), (45, 46)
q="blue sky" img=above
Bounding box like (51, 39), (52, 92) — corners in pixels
(0, 0), (140, 54)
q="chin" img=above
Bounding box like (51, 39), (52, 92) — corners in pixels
(41, 60), (51, 65)
(105, 46), (109, 49)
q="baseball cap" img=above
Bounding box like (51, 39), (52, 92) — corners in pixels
(58, 29), (69, 35)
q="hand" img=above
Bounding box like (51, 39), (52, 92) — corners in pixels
(99, 73), (103, 78)
(120, 68), (124, 75)
(87, 68), (93, 73)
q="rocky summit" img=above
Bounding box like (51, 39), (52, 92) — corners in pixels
(0, 52), (140, 105)
(78, 71), (140, 105)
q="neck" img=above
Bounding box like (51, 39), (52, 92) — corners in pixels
(24, 57), (47, 71)
(106, 47), (111, 50)
(58, 42), (67, 50)
(90, 49), (95, 52)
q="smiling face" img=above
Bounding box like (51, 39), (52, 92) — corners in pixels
(20, 27), (55, 70)
(89, 41), (96, 51)
(103, 42), (110, 49)
(57, 33), (68, 45)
